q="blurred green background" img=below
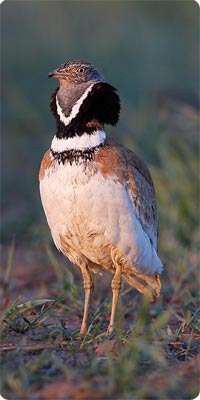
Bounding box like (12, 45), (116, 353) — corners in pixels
(1, 0), (199, 244)
(1, 4), (199, 399)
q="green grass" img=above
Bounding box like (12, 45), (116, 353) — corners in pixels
(1, 282), (199, 399)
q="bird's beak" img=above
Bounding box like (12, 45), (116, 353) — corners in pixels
(48, 68), (67, 79)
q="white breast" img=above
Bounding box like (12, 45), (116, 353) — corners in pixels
(40, 161), (162, 275)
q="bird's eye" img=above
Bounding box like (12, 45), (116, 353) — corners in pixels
(77, 67), (86, 74)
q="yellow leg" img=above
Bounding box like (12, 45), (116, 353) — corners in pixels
(106, 264), (122, 335)
(79, 264), (93, 335)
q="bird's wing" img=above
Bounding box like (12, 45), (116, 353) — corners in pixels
(95, 140), (158, 249)
(119, 143), (159, 249)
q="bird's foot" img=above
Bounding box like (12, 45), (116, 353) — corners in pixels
(106, 324), (114, 337)
(79, 324), (87, 336)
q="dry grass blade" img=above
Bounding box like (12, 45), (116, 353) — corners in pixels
(1, 295), (66, 333)
(4, 239), (15, 288)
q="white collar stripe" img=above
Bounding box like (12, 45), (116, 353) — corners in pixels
(56, 83), (94, 127)
(51, 130), (106, 152)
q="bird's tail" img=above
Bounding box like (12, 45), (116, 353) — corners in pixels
(123, 272), (161, 301)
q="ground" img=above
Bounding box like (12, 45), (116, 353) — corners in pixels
(0, 240), (199, 400)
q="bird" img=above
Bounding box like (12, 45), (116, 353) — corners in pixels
(39, 60), (162, 336)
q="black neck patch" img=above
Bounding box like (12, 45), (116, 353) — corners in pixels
(50, 144), (103, 165)
(50, 82), (120, 139)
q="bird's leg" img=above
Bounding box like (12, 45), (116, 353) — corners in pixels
(106, 263), (122, 336)
(79, 264), (93, 336)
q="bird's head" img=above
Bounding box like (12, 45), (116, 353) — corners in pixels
(49, 60), (120, 137)
(48, 60), (105, 85)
